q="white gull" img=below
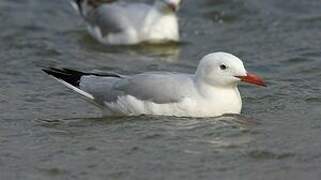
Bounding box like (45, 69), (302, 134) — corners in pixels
(70, 0), (181, 45)
(43, 52), (266, 117)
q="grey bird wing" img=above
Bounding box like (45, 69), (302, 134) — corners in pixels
(80, 72), (196, 105)
(79, 75), (125, 105)
(85, 3), (151, 37)
(86, 5), (128, 36)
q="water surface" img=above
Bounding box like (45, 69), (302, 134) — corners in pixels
(1, 0), (321, 179)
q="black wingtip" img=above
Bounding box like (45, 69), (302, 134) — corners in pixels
(42, 67), (84, 87)
(42, 67), (123, 87)
(42, 68), (50, 75)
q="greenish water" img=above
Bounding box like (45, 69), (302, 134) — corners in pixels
(1, 0), (321, 179)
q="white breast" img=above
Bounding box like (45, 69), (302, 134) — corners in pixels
(101, 89), (242, 117)
(102, 95), (195, 117)
(140, 10), (179, 42)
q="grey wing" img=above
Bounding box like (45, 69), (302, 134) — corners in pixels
(79, 75), (126, 105)
(85, 5), (129, 36)
(120, 3), (151, 29)
(86, 3), (150, 36)
(112, 73), (196, 104)
(85, 3), (151, 36)
(80, 72), (196, 105)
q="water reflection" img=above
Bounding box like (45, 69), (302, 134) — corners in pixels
(34, 113), (257, 151)
(79, 34), (182, 63)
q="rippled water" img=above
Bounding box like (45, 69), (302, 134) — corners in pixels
(1, 0), (321, 179)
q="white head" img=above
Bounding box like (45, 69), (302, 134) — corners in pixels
(156, 0), (181, 13)
(195, 52), (266, 88)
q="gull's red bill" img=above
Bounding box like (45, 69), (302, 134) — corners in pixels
(235, 72), (266, 87)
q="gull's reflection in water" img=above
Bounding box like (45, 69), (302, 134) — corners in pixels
(34, 113), (258, 127)
(161, 114), (259, 150)
(79, 34), (183, 63)
(35, 113), (258, 150)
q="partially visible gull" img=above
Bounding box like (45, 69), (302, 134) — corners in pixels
(43, 52), (266, 117)
(70, 0), (181, 45)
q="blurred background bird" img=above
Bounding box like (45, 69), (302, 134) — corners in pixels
(70, 0), (182, 45)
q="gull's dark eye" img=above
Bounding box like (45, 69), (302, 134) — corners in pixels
(220, 64), (227, 70)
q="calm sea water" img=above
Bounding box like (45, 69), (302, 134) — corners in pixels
(1, 0), (321, 179)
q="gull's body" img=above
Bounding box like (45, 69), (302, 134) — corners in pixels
(71, 0), (181, 45)
(78, 72), (242, 117)
(43, 52), (266, 117)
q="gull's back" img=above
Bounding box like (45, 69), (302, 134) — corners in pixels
(85, 2), (152, 36)
(79, 72), (197, 106)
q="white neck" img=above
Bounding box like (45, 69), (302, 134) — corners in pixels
(194, 77), (242, 115)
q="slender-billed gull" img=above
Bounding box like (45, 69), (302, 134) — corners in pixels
(43, 52), (266, 117)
